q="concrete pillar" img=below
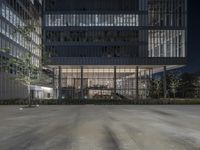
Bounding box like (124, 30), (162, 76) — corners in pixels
(132, 72), (134, 99)
(136, 66), (139, 99)
(144, 70), (147, 98)
(52, 68), (55, 87)
(80, 66), (84, 99)
(58, 66), (62, 99)
(163, 66), (167, 99)
(151, 68), (154, 79)
(73, 78), (75, 99)
(148, 69), (151, 83)
(148, 68), (152, 98)
(114, 66), (117, 99)
(52, 68), (56, 99)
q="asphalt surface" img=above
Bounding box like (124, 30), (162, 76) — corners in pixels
(0, 105), (200, 150)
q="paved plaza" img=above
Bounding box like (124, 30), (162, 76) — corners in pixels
(0, 105), (200, 150)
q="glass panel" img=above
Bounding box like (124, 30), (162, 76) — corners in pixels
(148, 30), (185, 58)
(45, 14), (139, 27)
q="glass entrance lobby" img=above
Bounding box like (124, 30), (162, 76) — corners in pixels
(53, 66), (152, 100)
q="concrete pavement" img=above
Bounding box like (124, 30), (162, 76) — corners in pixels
(0, 105), (200, 150)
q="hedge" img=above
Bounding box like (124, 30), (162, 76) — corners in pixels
(0, 99), (200, 105)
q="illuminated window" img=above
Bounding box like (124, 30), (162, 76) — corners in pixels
(45, 14), (139, 27)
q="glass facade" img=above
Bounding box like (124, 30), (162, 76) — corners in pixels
(43, 0), (187, 100)
(45, 14), (139, 27)
(0, 0), (43, 99)
(148, 0), (186, 27)
(0, 0), (42, 67)
(54, 66), (150, 99)
(45, 0), (140, 11)
(148, 30), (185, 57)
(44, 0), (187, 60)
(147, 0), (187, 58)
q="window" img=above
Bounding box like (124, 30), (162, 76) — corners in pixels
(45, 14), (139, 27)
(2, 3), (6, 17)
(148, 30), (185, 58)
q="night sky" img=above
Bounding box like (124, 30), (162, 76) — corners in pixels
(185, 1), (200, 72)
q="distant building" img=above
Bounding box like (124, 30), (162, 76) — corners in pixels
(0, 0), (52, 100)
(43, 0), (187, 99)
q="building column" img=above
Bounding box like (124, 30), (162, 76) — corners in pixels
(132, 72), (134, 99)
(114, 66), (117, 99)
(58, 66), (62, 99)
(136, 66), (139, 99)
(163, 66), (167, 99)
(80, 66), (84, 100)
(52, 68), (55, 87)
(52, 68), (56, 99)
(144, 70), (147, 99)
(149, 68), (152, 80)
(147, 68), (152, 99)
